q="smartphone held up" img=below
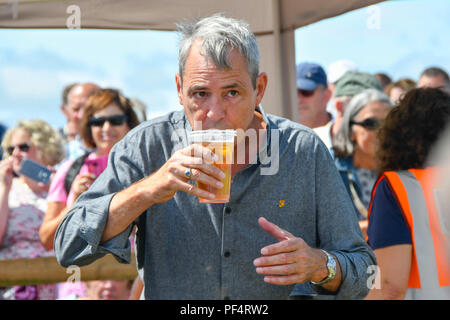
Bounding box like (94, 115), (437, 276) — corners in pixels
(19, 158), (52, 186)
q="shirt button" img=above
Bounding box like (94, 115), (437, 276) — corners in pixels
(224, 251), (231, 258)
(224, 206), (231, 214)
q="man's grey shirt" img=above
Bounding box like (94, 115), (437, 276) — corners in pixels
(54, 106), (376, 300)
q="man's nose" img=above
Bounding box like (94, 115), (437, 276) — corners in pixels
(74, 110), (84, 121)
(206, 95), (225, 121)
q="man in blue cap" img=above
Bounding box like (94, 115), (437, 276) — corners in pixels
(296, 62), (332, 129)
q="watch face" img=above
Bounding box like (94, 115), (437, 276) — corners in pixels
(328, 265), (336, 279)
(327, 252), (337, 278)
(311, 250), (337, 285)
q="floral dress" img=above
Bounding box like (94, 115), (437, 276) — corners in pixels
(0, 179), (56, 300)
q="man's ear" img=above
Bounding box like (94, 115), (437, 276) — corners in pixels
(175, 73), (183, 106)
(255, 72), (268, 106)
(61, 105), (69, 119)
(335, 100), (344, 115)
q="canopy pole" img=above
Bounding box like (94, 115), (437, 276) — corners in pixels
(257, 0), (297, 121)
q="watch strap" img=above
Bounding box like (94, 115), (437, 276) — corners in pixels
(310, 249), (337, 286)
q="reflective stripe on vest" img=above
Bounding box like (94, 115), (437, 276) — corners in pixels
(383, 169), (450, 299)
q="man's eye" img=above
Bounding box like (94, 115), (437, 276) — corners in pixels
(194, 92), (208, 98)
(227, 90), (239, 97)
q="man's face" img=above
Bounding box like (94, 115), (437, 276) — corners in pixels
(63, 86), (91, 126)
(176, 41), (267, 132)
(418, 75), (447, 89)
(297, 85), (331, 127)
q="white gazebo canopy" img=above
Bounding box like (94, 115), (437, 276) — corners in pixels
(0, 0), (385, 120)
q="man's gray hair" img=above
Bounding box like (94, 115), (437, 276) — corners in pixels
(332, 88), (394, 157)
(177, 13), (260, 88)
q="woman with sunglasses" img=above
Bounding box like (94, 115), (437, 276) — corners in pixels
(39, 88), (139, 299)
(332, 89), (394, 236)
(0, 120), (65, 299)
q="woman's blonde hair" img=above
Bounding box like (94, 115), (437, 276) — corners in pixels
(1, 119), (65, 166)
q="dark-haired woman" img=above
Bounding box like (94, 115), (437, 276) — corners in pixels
(365, 87), (450, 300)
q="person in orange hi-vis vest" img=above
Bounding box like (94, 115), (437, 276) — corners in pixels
(365, 87), (450, 300)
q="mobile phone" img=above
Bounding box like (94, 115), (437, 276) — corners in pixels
(19, 158), (52, 185)
(84, 158), (107, 177)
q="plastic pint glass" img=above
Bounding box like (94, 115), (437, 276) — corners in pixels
(188, 129), (236, 203)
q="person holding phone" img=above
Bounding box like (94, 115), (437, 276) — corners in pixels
(0, 120), (64, 300)
(40, 88), (139, 299)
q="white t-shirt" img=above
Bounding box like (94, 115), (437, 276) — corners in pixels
(313, 120), (333, 152)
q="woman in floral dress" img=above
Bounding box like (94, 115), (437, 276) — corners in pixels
(0, 120), (64, 300)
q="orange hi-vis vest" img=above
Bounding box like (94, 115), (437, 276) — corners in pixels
(371, 168), (450, 299)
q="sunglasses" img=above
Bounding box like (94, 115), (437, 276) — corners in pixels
(350, 118), (383, 130)
(297, 89), (315, 97)
(6, 143), (31, 155)
(88, 115), (128, 127)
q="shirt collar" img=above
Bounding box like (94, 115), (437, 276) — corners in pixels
(255, 105), (272, 165)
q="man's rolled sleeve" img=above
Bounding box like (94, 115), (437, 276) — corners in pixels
(289, 247), (375, 299)
(326, 249), (374, 299)
(54, 126), (147, 268)
(54, 192), (133, 268)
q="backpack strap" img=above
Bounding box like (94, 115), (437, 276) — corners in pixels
(64, 153), (90, 195)
(346, 171), (368, 218)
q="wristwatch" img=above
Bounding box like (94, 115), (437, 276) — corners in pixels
(311, 250), (337, 286)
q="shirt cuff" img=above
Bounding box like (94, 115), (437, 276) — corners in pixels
(74, 193), (133, 264)
(289, 250), (372, 300)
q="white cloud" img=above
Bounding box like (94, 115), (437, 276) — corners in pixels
(0, 66), (109, 99)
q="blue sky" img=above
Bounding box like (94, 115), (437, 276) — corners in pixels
(0, 0), (449, 129)
(294, 0), (450, 80)
(0, 29), (180, 128)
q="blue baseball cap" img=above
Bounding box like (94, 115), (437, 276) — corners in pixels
(296, 62), (328, 90)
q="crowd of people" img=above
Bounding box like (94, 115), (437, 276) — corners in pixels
(296, 62), (450, 299)
(0, 84), (143, 300)
(0, 13), (449, 300)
